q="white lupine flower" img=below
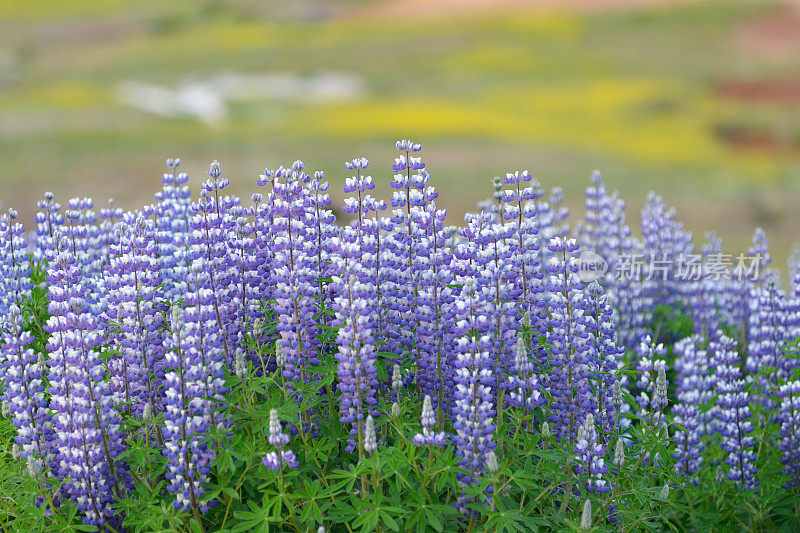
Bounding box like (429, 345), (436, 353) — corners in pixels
(486, 452), (499, 474)
(364, 416), (377, 455)
(614, 438), (625, 467)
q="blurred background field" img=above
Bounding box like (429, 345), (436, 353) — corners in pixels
(2, 0), (800, 270)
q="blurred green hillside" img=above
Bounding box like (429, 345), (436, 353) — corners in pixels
(2, 0), (800, 269)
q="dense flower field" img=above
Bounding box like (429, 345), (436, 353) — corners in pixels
(0, 140), (799, 532)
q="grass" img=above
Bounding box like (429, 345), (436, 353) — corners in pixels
(1, 0), (799, 266)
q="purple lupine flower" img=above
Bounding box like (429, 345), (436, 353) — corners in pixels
(330, 246), (379, 454)
(577, 173), (643, 349)
(97, 198), (124, 265)
(452, 278), (495, 510)
(155, 158), (193, 303)
(33, 191), (64, 264)
(341, 157), (387, 340)
(162, 304), (219, 514)
(672, 402), (703, 483)
(689, 232), (729, 339)
(2, 304), (52, 465)
(633, 335), (668, 422)
(46, 249), (129, 526)
(0, 210), (33, 316)
(574, 414), (610, 495)
(226, 206), (262, 363)
(747, 279), (795, 405)
(106, 214), (165, 416)
(188, 161), (238, 368)
(411, 185), (456, 421)
(501, 170), (543, 322)
(546, 237), (593, 441)
(730, 227), (772, 345)
(640, 192), (693, 310)
(413, 395), (446, 447)
(747, 227), (774, 283)
(579, 171), (619, 274)
(307, 170), (337, 338)
(506, 335), (546, 417)
(712, 334), (758, 490)
(584, 281), (622, 441)
(271, 164), (319, 421)
(776, 381), (800, 488)
(474, 221), (517, 403)
(673, 335), (716, 433)
(385, 141), (428, 359)
(262, 409), (299, 470)
(671, 335), (713, 482)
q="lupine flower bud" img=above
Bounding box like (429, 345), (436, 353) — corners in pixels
(143, 402), (152, 423)
(26, 456), (41, 479)
(391, 402), (400, 418)
(580, 499), (592, 530)
(235, 348), (246, 379)
(541, 421), (551, 439)
(413, 394), (446, 447)
(11, 443), (21, 461)
(654, 366), (668, 412)
(514, 337), (527, 372)
(486, 451), (499, 474)
(521, 311), (531, 330)
(656, 482), (670, 501)
(614, 438), (625, 467)
(275, 340), (285, 370)
(715, 465), (725, 484)
(318, 527), (325, 533)
(392, 364), (402, 391)
(1, 401), (9, 419)
(421, 395), (435, 428)
(613, 381), (622, 413)
(269, 409), (289, 451)
(364, 415), (377, 455)
(208, 160), (221, 178)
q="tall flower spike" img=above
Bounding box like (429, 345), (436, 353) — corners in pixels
(546, 237), (593, 441)
(712, 334), (758, 490)
(452, 278), (496, 511)
(634, 336), (668, 423)
(776, 381), (800, 488)
(506, 334), (546, 417)
(106, 214), (165, 416)
(155, 157), (193, 303)
(585, 281), (623, 441)
(574, 414), (610, 495)
(162, 305), (218, 514)
(0, 210), (33, 316)
(271, 164), (319, 430)
(501, 170), (544, 323)
(2, 304), (52, 466)
(188, 160), (239, 369)
(672, 335), (710, 482)
(330, 266), (379, 453)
